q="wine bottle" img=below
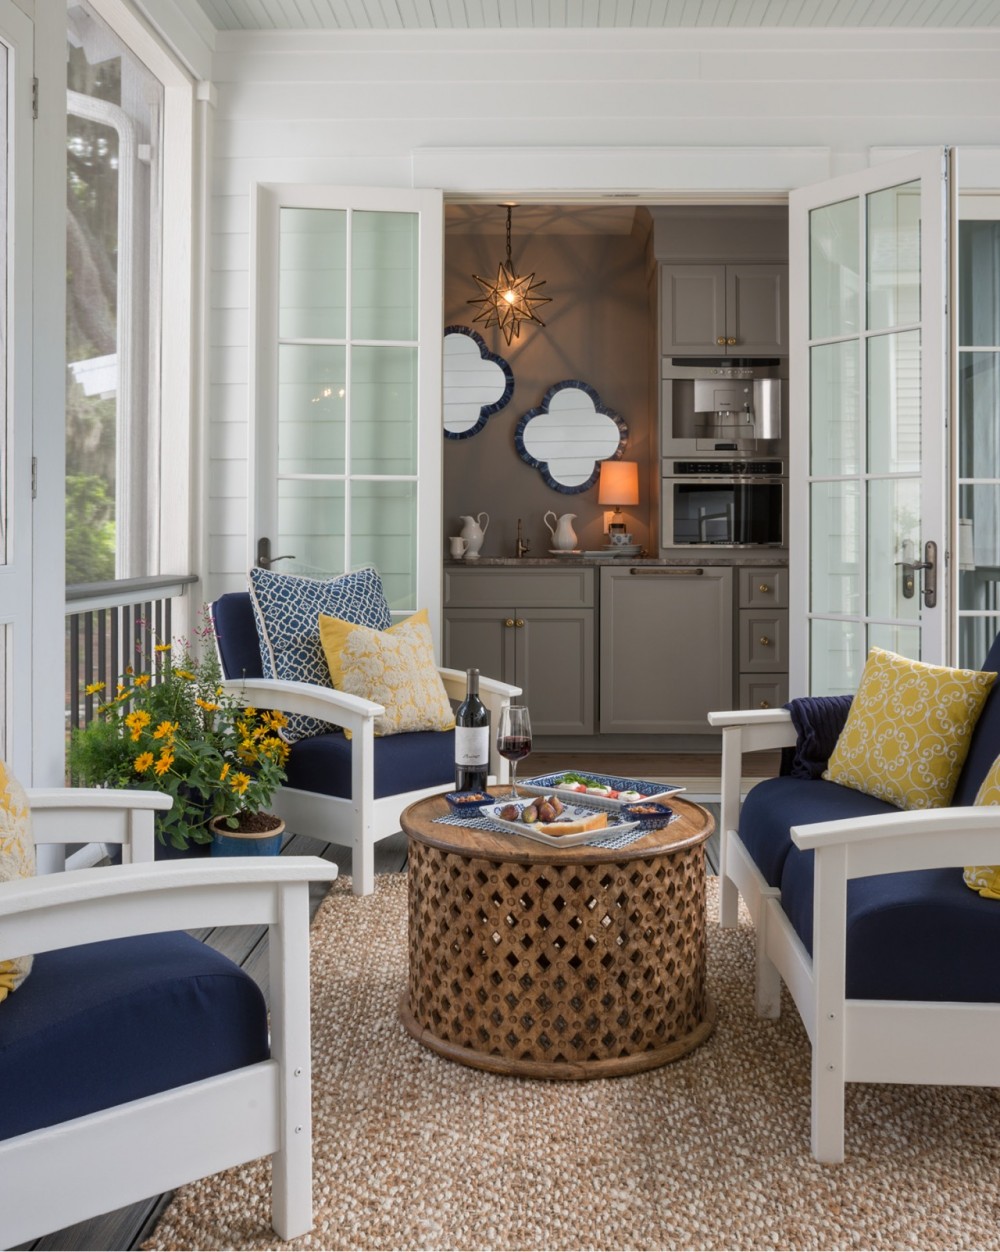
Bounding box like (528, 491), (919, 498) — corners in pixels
(454, 668), (489, 792)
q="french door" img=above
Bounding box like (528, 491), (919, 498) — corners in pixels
(789, 150), (949, 695)
(0, 2), (32, 775)
(251, 185), (444, 639)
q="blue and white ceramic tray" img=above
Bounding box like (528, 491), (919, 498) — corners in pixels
(517, 770), (684, 812)
(485, 798), (640, 848)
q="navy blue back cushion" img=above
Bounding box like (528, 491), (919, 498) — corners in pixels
(951, 631), (1000, 804)
(287, 727), (455, 800)
(0, 932), (268, 1140)
(780, 848), (1000, 1001)
(212, 593), (264, 681)
(740, 776), (898, 888)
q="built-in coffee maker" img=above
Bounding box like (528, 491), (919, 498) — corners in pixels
(661, 356), (787, 458)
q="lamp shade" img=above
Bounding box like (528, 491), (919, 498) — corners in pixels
(598, 460), (639, 507)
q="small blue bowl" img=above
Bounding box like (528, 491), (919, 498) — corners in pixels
(622, 801), (674, 830)
(444, 789), (492, 814)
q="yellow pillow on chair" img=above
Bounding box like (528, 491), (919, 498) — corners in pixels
(318, 608), (455, 738)
(0, 757), (35, 1001)
(823, 647), (995, 810)
(964, 755), (1000, 899)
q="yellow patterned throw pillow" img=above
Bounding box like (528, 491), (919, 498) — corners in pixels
(0, 757), (35, 1001)
(823, 647), (995, 811)
(318, 608), (455, 738)
(964, 754), (1000, 899)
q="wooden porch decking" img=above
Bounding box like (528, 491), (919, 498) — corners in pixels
(23, 751), (778, 1251)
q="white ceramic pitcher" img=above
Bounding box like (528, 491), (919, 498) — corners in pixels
(543, 511), (578, 551)
(459, 513), (489, 560)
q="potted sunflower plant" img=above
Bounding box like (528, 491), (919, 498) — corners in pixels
(69, 628), (290, 857)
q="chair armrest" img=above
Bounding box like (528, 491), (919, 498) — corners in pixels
(0, 856), (338, 962)
(220, 677), (384, 733)
(708, 707), (796, 733)
(27, 788), (174, 863)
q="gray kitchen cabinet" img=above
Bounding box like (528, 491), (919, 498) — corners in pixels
(736, 566), (789, 710)
(661, 263), (788, 356)
(443, 567), (595, 735)
(599, 565), (733, 734)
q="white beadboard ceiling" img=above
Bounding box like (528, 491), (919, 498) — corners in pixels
(192, 0), (1000, 31)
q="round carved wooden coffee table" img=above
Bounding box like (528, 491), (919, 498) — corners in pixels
(398, 790), (716, 1080)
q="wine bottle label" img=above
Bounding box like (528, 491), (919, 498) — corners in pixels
(454, 726), (489, 767)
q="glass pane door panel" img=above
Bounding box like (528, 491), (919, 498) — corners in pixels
(959, 483), (1000, 571)
(277, 479), (345, 575)
(277, 345), (346, 474)
(810, 480), (861, 615)
(867, 181), (921, 331)
(810, 618), (862, 695)
(959, 615), (1000, 670)
(809, 197), (859, 338)
(867, 477), (921, 623)
(958, 222), (1000, 347)
(867, 330), (921, 474)
(957, 352), (1000, 478)
(351, 481), (416, 612)
(351, 210), (418, 342)
(869, 622), (920, 657)
(279, 208), (346, 341)
(810, 340), (860, 475)
(351, 345), (417, 475)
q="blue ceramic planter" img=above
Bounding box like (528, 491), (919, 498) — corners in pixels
(209, 817), (285, 857)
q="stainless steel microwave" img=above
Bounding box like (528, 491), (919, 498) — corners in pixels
(661, 459), (786, 549)
(662, 357), (788, 459)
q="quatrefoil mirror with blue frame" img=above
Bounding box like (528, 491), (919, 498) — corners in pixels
(515, 380), (628, 493)
(442, 325), (514, 440)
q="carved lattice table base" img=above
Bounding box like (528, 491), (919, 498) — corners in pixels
(399, 794), (716, 1079)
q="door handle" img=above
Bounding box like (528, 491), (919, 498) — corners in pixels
(895, 540), (937, 608)
(256, 537), (296, 570)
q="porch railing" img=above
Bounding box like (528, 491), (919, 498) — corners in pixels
(66, 574), (199, 733)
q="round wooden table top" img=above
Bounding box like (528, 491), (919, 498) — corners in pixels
(399, 788), (714, 865)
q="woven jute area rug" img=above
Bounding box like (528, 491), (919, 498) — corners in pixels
(145, 875), (1000, 1252)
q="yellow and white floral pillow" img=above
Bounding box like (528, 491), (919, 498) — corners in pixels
(964, 754), (1000, 899)
(319, 608), (455, 738)
(0, 757), (35, 1001)
(823, 646), (995, 811)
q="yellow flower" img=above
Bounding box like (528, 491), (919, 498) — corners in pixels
(125, 710), (152, 741)
(244, 707), (257, 718)
(267, 710), (288, 729)
(116, 689), (132, 702)
(133, 751), (154, 774)
(85, 681), (105, 696)
(154, 749), (174, 776)
(175, 669), (195, 681)
(230, 771), (251, 796)
(196, 697), (220, 712)
(155, 643), (172, 653)
(125, 665), (134, 676)
(153, 720), (178, 740)
(219, 762), (230, 782)
(134, 673), (151, 687)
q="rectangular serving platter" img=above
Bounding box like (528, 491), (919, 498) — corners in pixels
(517, 771), (684, 812)
(484, 799), (639, 848)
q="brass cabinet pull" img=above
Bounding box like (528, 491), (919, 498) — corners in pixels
(515, 618), (525, 628)
(716, 336), (726, 345)
(504, 618), (515, 628)
(758, 583), (770, 593)
(759, 635), (772, 646)
(759, 701), (771, 709)
(727, 337), (737, 345)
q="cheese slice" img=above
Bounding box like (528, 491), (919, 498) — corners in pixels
(537, 811), (608, 837)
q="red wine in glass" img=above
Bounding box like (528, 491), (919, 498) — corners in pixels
(497, 705), (532, 800)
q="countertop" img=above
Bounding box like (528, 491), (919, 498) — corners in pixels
(446, 552), (788, 568)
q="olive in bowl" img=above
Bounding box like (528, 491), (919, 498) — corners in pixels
(621, 801), (674, 830)
(445, 790), (492, 814)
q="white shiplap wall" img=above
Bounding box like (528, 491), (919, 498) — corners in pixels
(204, 25), (1000, 599)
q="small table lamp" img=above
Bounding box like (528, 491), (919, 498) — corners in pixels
(598, 461), (639, 533)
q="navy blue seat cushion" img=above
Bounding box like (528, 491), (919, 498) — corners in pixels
(740, 776), (899, 888)
(213, 592), (265, 681)
(951, 631), (1000, 804)
(780, 848), (1000, 1001)
(286, 727), (455, 800)
(0, 932), (268, 1140)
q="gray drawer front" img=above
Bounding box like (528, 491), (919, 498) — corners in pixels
(739, 608), (789, 670)
(444, 566), (594, 609)
(738, 673), (788, 712)
(738, 566), (788, 609)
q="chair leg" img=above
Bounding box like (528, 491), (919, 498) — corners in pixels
(811, 1042), (846, 1164)
(754, 898), (782, 1019)
(353, 831), (375, 896)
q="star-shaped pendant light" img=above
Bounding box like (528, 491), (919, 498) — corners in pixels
(467, 205), (552, 346)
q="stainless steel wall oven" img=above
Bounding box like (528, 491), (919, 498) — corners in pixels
(662, 459), (786, 548)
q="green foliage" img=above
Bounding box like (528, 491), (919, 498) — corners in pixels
(65, 474), (115, 585)
(69, 628), (289, 850)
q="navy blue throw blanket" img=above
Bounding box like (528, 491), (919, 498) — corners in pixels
(780, 694), (854, 780)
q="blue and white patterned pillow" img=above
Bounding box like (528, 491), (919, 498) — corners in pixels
(248, 566), (392, 742)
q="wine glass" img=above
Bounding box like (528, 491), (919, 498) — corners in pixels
(497, 705), (532, 800)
